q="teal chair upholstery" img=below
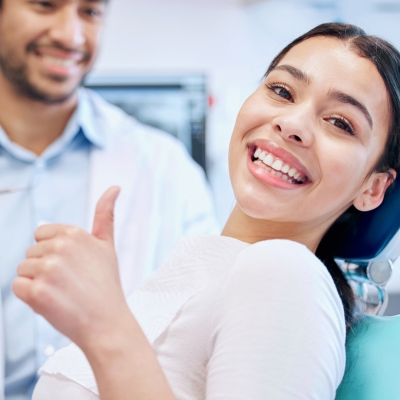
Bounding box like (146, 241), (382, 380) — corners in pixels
(335, 314), (400, 400)
(329, 175), (400, 399)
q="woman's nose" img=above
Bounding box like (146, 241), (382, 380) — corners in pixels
(273, 107), (314, 147)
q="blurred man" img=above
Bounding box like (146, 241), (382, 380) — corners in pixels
(0, 0), (218, 398)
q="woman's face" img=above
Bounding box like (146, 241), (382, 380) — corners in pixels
(229, 36), (392, 229)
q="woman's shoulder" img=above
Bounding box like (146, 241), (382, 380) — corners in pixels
(206, 239), (347, 398)
(231, 239), (334, 285)
(218, 238), (346, 330)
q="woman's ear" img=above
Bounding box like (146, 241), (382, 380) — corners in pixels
(353, 169), (396, 212)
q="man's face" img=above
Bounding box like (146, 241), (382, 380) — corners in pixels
(0, 0), (106, 103)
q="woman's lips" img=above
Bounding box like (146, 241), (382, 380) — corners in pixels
(251, 140), (311, 179)
(246, 140), (312, 189)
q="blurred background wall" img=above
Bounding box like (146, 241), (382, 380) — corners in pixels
(88, 0), (400, 311)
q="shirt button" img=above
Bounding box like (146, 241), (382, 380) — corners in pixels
(43, 345), (55, 357)
(36, 159), (46, 169)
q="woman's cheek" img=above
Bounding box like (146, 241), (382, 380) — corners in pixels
(322, 148), (367, 192)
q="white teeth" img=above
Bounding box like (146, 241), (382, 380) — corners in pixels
(288, 168), (296, 177)
(255, 160), (266, 167)
(259, 151), (266, 161)
(264, 154), (274, 166)
(255, 160), (272, 174)
(281, 164), (290, 174)
(271, 159), (283, 171)
(253, 146), (307, 184)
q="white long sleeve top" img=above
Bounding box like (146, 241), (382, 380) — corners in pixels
(33, 235), (346, 400)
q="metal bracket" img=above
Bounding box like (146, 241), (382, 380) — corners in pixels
(340, 260), (393, 316)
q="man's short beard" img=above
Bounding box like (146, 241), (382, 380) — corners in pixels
(0, 42), (85, 104)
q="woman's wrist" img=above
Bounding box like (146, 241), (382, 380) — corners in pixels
(78, 304), (138, 365)
(79, 305), (176, 400)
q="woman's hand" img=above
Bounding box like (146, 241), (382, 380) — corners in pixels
(13, 187), (176, 400)
(12, 186), (130, 351)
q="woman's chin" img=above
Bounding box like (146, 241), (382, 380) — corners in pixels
(235, 196), (288, 222)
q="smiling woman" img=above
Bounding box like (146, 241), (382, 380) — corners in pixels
(12, 22), (400, 400)
(260, 23), (400, 331)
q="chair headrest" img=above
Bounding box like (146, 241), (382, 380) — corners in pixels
(331, 176), (400, 263)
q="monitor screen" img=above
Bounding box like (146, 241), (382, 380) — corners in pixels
(84, 73), (208, 172)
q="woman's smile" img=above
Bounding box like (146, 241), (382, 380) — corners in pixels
(247, 139), (311, 188)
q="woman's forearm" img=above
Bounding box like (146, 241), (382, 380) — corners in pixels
(82, 307), (176, 400)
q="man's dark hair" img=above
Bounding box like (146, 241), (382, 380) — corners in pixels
(0, 0), (111, 7)
(265, 23), (400, 334)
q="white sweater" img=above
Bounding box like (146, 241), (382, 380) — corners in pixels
(33, 235), (346, 400)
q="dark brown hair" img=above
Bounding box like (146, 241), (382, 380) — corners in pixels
(265, 23), (400, 333)
(0, 0), (110, 7)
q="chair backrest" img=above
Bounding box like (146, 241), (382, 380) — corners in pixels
(332, 175), (400, 263)
(335, 315), (400, 400)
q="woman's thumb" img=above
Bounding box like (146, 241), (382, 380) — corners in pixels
(92, 186), (121, 244)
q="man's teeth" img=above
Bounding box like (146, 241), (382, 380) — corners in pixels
(253, 147), (306, 184)
(42, 55), (76, 68)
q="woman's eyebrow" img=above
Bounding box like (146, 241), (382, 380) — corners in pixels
(329, 90), (373, 129)
(272, 65), (311, 84)
(271, 64), (374, 129)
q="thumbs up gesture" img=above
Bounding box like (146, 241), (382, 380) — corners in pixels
(13, 187), (130, 350)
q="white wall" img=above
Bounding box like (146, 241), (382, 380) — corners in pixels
(94, 0), (260, 226)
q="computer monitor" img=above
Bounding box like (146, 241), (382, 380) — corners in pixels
(84, 73), (208, 172)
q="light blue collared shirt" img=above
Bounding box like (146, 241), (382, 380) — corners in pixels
(0, 92), (105, 400)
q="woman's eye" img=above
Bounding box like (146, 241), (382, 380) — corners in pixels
(267, 84), (294, 102)
(327, 117), (355, 135)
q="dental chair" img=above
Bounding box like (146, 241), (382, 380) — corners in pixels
(331, 176), (400, 399)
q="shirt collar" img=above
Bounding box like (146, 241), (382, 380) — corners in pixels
(0, 88), (105, 161)
(77, 87), (106, 149)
